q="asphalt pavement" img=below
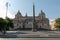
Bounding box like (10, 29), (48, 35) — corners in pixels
(0, 31), (60, 38)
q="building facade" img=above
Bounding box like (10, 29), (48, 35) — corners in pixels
(13, 5), (50, 30)
(50, 20), (57, 30)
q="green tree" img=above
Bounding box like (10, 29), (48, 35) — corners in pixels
(0, 18), (4, 30)
(54, 18), (60, 30)
(0, 18), (7, 34)
(0, 17), (14, 34)
(5, 17), (14, 30)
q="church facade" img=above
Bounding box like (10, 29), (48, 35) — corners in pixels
(13, 4), (50, 30)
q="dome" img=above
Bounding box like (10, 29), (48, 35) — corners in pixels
(39, 10), (46, 19)
(15, 10), (22, 19)
(39, 10), (45, 16)
(17, 10), (22, 15)
(15, 10), (22, 16)
(40, 10), (45, 15)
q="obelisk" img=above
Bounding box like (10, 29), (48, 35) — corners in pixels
(32, 4), (37, 32)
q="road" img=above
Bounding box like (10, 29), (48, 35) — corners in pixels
(0, 38), (60, 40)
(0, 31), (60, 38)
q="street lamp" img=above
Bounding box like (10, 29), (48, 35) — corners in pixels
(6, 2), (10, 18)
(3, 2), (10, 34)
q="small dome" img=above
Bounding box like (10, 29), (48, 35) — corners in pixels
(15, 10), (22, 16)
(39, 10), (45, 16)
(15, 10), (22, 18)
(17, 10), (22, 15)
(40, 10), (45, 15)
(38, 10), (46, 19)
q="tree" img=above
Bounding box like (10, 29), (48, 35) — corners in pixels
(0, 18), (7, 34)
(0, 17), (14, 34)
(5, 17), (14, 30)
(0, 18), (4, 30)
(54, 18), (60, 30)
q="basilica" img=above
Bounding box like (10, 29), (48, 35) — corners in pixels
(13, 4), (50, 30)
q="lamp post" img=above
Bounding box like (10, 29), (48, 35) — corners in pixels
(3, 2), (10, 34)
(6, 2), (9, 18)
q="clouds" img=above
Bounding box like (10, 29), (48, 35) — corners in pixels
(0, 0), (14, 19)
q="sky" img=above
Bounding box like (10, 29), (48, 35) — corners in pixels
(0, 0), (60, 20)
